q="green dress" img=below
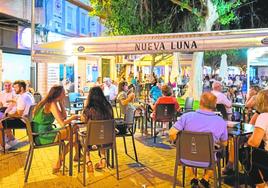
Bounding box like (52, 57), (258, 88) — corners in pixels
(32, 107), (58, 145)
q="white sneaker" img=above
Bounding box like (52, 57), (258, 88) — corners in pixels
(8, 139), (19, 147)
(0, 143), (12, 151)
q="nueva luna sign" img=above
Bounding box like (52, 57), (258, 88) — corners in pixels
(135, 40), (198, 52)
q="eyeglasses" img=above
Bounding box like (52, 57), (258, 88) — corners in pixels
(4, 84), (11, 87)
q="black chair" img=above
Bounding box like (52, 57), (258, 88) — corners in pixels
(24, 117), (67, 182)
(173, 131), (222, 188)
(182, 97), (194, 113)
(110, 99), (119, 118)
(114, 108), (139, 163)
(151, 104), (176, 143)
(216, 104), (228, 120)
(0, 104), (36, 153)
(77, 120), (119, 186)
(33, 92), (42, 104)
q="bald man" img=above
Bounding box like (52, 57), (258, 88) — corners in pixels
(211, 81), (232, 119)
(169, 92), (228, 188)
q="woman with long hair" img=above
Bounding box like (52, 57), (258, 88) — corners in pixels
(248, 89), (268, 187)
(81, 86), (114, 172)
(32, 85), (79, 173)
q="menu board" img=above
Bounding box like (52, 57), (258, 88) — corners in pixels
(47, 64), (60, 91)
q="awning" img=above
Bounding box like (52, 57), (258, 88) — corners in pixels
(34, 28), (268, 59)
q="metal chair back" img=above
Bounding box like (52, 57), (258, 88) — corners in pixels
(85, 119), (115, 146)
(155, 103), (176, 122)
(184, 97), (194, 112)
(177, 131), (215, 167)
(216, 103), (228, 120)
(33, 92), (42, 103)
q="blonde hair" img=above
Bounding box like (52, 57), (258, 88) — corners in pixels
(200, 92), (217, 110)
(255, 89), (268, 113)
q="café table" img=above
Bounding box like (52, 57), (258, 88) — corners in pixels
(227, 122), (254, 188)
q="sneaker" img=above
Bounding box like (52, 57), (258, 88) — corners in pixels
(8, 139), (19, 147)
(190, 178), (199, 188)
(0, 143), (12, 151)
(200, 178), (210, 188)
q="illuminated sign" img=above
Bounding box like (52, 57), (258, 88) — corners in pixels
(134, 41), (198, 51)
(18, 27), (31, 49)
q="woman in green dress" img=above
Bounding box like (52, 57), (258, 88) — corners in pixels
(32, 85), (79, 173)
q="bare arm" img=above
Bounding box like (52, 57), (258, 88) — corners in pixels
(169, 127), (179, 141)
(58, 100), (67, 119)
(248, 127), (265, 148)
(50, 102), (78, 127)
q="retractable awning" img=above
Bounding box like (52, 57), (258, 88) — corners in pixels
(33, 28), (268, 60)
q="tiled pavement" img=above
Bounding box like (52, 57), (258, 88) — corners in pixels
(0, 130), (233, 188)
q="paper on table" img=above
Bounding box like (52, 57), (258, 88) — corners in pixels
(226, 121), (239, 128)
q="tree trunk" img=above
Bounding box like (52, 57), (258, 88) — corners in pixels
(190, 0), (219, 100)
(170, 52), (180, 83)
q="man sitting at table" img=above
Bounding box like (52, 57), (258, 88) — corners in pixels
(169, 92), (228, 188)
(211, 81), (233, 120)
(103, 77), (118, 101)
(0, 80), (34, 150)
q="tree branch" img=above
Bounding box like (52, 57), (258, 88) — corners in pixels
(170, 0), (202, 17)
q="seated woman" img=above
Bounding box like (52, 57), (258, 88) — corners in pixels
(117, 81), (136, 122)
(151, 84), (180, 135)
(81, 86), (114, 172)
(245, 85), (260, 122)
(248, 89), (268, 188)
(32, 85), (79, 173)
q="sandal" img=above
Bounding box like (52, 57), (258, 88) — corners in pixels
(95, 158), (106, 170)
(52, 159), (62, 174)
(52, 167), (61, 174)
(86, 161), (94, 173)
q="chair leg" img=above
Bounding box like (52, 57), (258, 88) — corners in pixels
(182, 166), (185, 187)
(62, 143), (66, 175)
(24, 146), (31, 171)
(154, 122), (156, 143)
(24, 148), (34, 182)
(150, 120), (153, 138)
(131, 133), (138, 163)
(114, 140), (119, 180)
(123, 136), (128, 155)
(83, 148), (87, 186)
(217, 160), (222, 188)
(213, 166), (217, 188)
(78, 141), (81, 173)
(173, 156), (179, 188)
(112, 148), (115, 168)
(2, 128), (5, 153)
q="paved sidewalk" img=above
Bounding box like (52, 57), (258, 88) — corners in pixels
(0, 130), (232, 188)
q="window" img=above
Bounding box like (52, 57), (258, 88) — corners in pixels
(81, 13), (86, 34)
(67, 6), (73, 30)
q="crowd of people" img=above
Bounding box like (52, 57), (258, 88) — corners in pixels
(1, 73), (268, 187)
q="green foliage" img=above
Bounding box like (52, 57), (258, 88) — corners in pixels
(204, 49), (247, 67)
(90, 0), (176, 35)
(212, 0), (247, 25)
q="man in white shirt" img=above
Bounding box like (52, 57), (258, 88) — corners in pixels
(103, 78), (118, 101)
(211, 81), (232, 119)
(0, 80), (34, 151)
(0, 80), (17, 109)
